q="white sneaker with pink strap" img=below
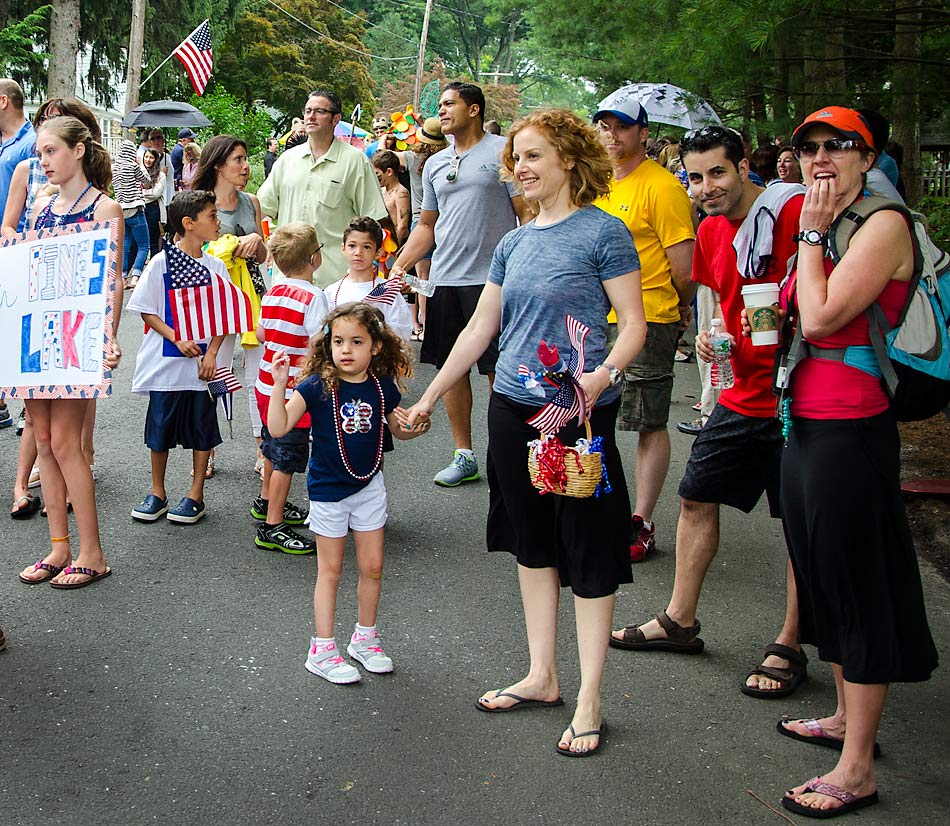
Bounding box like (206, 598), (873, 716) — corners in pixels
(305, 638), (361, 684)
(347, 627), (394, 674)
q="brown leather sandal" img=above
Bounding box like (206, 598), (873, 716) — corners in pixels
(608, 609), (705, 653)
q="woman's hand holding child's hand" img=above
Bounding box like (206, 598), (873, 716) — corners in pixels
(393, 405), (430, 434)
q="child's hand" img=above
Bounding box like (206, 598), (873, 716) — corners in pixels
(271, 350), (291, 385)
(104, 339), (122, 370)
(394, 405), (430, 434)
(198, 351), (216, 380)
(176, 339), (202, 358)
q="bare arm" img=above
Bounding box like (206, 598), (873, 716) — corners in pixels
(232, 194), (267, 263)
(796, 180), (913, 339)
(580, 270), (648, 407)
(266, 351), (307, 437)
(405, 283), (502, 425)
(392, 208), (437, 274)
(394, 189), (411, 242)
(1, 160), (30, 237)
(665, 239), (696, 306)
(94, 198), (126, 340)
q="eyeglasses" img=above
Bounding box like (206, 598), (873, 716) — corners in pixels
(310, 244), (325, 261)
(794, 138), (869, 159)
(303, 107), (338, 117)
(446, 155), (462, 183)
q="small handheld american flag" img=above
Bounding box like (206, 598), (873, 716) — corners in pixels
(207, 366), (242, 399)
(364, 276), (403, 307)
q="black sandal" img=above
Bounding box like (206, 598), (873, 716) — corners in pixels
(608, 610), (705, 653)
(740, 643), (808, 698)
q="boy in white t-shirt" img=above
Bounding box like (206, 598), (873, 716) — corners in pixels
(324, 217), (413, 344)
(128, 191), (235, 525)
(252, 222), (329, 554)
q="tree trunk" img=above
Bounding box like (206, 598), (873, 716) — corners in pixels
(892, 0), (923, 205)
(125, 0), (146, 115)
(47, 0), (80, 99)
(0, 0), (11, 30)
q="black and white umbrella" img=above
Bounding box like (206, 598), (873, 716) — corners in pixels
(598, 83), (722, 130)
(120, 100), (212, 129)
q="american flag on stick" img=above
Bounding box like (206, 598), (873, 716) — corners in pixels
(207, 366), (242, 399)
(363, 276), (404, 307)
(166, 244), (254, 341)
(173, 20), (213, 96)
(526, 315), (590, 434)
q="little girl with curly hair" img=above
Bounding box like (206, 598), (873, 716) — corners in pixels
(267, 302), (431, 683)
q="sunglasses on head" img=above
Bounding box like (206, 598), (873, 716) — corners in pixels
(794, 138), (869, 159)
(682, 125), (742, 142)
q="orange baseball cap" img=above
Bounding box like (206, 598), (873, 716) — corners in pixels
(791, 106), (874, 151)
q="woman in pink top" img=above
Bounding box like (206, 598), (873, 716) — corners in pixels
(777, 107), (937, 820)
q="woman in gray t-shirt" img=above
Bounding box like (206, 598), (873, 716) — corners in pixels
(406, 110), (646, 757)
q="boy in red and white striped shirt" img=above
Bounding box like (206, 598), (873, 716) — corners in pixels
(252, 223), (330, 553)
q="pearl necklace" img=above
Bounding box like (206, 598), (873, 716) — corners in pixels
(333, 269), (381, 307)
(37, 182), (93, 228)
(332, 373), (385, 481)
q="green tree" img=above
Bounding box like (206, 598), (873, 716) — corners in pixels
(189, 84), (273, 154)
(0, 5), (48, 75)
(216, 0), (376, 130)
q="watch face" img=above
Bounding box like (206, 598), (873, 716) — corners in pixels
(804, 229), (824, 244)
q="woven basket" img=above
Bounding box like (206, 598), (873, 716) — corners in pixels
(528, 419), (603, 499)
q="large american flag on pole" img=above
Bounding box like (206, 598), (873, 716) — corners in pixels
(166, 244), (253, 341)
(526, 315), (590, 434)
(173, 20), (213, 96)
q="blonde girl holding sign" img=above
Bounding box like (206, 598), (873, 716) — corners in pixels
(17, 116), (123, 589)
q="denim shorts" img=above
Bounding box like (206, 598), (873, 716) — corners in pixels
(260, 424), (310, 475)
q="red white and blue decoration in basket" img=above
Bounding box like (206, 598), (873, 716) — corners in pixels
(519, 314), (611, 496)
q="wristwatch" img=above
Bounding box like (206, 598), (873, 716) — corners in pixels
(794, 229), (826, 247)
(599, 363), (622, 386)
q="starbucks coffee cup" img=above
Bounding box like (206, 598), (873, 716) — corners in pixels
(741, 282), (780, 345)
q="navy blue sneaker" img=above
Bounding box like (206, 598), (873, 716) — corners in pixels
(131, 494), (169, 522)
(166, 497), (206, 524)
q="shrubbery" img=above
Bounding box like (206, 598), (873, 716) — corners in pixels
(918, 196), (950, 248)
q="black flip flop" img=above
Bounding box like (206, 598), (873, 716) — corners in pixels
(555, 722), (606, 757)
(11, 494), (41, 520)
(782, 778), (879, 819)
(776, 719), (881, 758)
(50, 565), (112, 590)
(475, 690), (564, 713)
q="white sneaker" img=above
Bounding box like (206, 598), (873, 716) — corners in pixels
(305, 638), (361, 684)
(347, 628), (394, 674)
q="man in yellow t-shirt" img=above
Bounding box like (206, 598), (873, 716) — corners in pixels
(593, 89), (695, 562)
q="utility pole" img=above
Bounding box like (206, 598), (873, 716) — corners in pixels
(413, 0), (434, 111)
(125, 0), (147, 120)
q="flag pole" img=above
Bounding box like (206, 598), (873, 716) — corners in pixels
(139, 19), (209, 89)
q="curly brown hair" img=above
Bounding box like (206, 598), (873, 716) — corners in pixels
(500, 109), (614, 208)
(300, 302), (414, 393)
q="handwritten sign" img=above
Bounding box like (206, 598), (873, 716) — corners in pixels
(0, 220), (118, 399)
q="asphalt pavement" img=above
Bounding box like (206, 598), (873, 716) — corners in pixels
(1, 324), (948, 826)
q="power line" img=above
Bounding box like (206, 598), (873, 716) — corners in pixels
(323, 0), (420, 46)
(263, 0), (417, 61)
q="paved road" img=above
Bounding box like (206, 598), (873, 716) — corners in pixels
(1, 325), (947, 825)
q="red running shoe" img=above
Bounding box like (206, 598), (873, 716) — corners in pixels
(630, 515), (655, 562)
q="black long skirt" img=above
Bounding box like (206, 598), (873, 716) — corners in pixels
(781, 412), (938, 684)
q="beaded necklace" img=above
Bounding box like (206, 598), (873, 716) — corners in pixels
(333, 268), (380, 307)
(36, 182), (93, 228)
(332, 373), (385, 481)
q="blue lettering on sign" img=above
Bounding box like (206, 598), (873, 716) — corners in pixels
(20, 314), (40, 373)
(89, 239), (106, 295)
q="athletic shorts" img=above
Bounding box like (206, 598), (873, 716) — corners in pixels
(610, 321), (678, 432)
(145, 390), (221, 452)
(678, 403), (783, 516)
(307, 473), (387, 538)
(260, 423), (309, 475)
(420, 284), (498, 374)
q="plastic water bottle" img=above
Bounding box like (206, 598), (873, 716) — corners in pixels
(403, 273), (437, 297)
(708, 318), (734, 389)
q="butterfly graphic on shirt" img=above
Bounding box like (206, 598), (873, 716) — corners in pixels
(340, 399), (373, 434)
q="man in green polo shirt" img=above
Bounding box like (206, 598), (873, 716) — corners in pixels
(258, 89), (388, 288)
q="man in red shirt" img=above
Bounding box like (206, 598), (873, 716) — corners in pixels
(610, 126), (808, 699)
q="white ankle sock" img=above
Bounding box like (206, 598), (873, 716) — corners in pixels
(355, 623), (376, 635)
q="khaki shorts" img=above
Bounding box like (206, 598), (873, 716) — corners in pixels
(608, 321), (678, 432)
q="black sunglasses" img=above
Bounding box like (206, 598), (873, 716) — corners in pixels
(682, 125), (742, 143)
(793, 138), (869, 159)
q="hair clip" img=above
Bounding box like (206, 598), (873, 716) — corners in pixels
(323, 323), (330, 335)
